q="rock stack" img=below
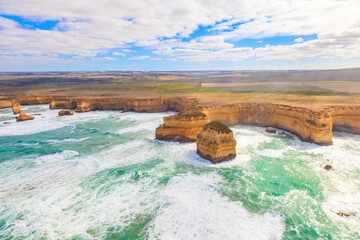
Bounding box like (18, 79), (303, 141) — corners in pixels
(196, 121), (237, 163)
(12, 102), (20, 114)
(16, 111), (35, 122)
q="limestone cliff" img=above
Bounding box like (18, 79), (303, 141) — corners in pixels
(156, 103), (333, 146)
(50, 99), (77, 110)
(0, 100), (13, 109)
(49, 98), (195, 113)
(326, 107), (360, 135)
(17, 96), (53, 105)
(196, 122), (237, 163)
(16, 111), (35, 122)
(1, 96), (55, 110)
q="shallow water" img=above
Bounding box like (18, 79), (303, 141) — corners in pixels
(0, 105), (359, 239)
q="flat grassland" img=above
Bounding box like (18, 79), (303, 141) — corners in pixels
(1, 69), (360, 111)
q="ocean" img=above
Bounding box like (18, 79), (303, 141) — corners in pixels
(0, 105), (359, 239)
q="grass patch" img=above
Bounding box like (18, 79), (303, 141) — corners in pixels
(201, 84), (351, 96)
(0, 82), (201, 95)
(203, 121), (232, 134)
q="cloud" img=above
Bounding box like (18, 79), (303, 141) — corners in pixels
(123, 49), (136, 53)
(151, 58), (162, 60)
(128, 55), (150, 60)
(93, 57), (116, 61)
(0, 0), (360, 66)
(112, 52), (125, 56)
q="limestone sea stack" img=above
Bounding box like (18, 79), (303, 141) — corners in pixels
(196, 121), (237, 163)
(58, 110), (74, 116)
(12, 102), (20, 114)
(16, 111), (35, 122)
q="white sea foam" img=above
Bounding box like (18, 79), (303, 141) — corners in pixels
(2, 107), (360, 238)
(148, 173), (285, 240)
(46, 137), (90, 143)
(0, 118), (66, 136)
(117, 121), (160, 135)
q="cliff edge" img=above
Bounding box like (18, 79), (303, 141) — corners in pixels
(156, 103), (333, 146)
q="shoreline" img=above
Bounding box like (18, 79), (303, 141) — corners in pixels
(2, 96), (360, 146)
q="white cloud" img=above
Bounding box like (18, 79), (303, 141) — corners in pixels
(93, 57), (116, 61)
(0, 0), (360, 66)
(123, 49), (136, 53)
(128, 55), (150, 60)
(112, 52), (125, 56)
(151, 58), (162, 60)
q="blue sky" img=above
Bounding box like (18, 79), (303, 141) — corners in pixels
(0, 0), (360, 71)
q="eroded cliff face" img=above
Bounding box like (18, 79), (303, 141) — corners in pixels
(4, 95), (360, 146)
(326, 107), (360, 134)
(156, 103), (333, 146)
(49, 98), (195, 113)
(196, 122), (237, 163)
(17, 96), (53, 105)
(1, 96), (54, 110)
(0, 100), (14, 109)
(203, 104), (333, 145)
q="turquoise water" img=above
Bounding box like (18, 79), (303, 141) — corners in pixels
(0, 105), (359, 239)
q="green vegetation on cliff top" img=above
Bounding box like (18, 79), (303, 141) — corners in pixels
(203, 121), (232, 134)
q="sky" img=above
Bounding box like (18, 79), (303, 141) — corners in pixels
(1, 0), (360, 71)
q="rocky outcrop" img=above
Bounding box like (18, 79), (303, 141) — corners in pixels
(49, 98), (195, 113)
(156, 103), (333, 146)
(324, 164), (334, 171)
(12, 102), (20, 114)
(337, 211), (356, 217)
(156, 111), (209, 142)
(16, 111), (35, 122)
(266, 127), (277, 134)
(196, 121), (237, 163)
(58, 110), (74, 116)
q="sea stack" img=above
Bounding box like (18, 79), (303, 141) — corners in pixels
(16, 111), (35, 122)
(12, 102), (20, 114)
(58, 110), (74, 116)
(196, 121), (237, 163)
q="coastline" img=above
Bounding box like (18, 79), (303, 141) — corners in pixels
(2, 96), (360, 146)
